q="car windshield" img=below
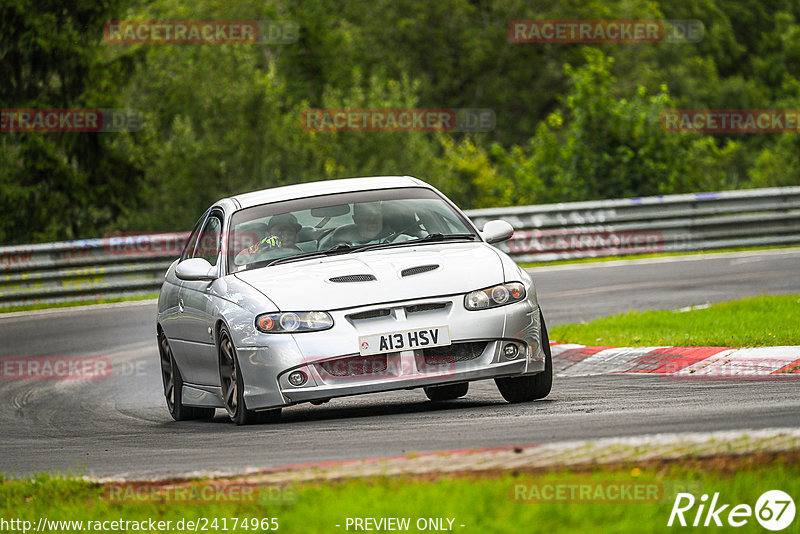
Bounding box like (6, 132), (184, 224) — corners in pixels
(226, 187), (477, 272)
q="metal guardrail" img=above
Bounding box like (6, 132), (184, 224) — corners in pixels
(0, 233), (187, 308)
(1, 186), (799, 308)
(468, 186), (800, 263)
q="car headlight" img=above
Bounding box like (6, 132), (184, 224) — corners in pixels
(464, 283), (526, 310)
(255, 311), (333, 333)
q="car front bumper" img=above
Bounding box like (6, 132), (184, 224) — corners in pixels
(234, 293), (544, 410)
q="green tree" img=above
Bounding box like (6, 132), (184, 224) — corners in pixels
(0, 0), (143, 244)
(495, 49), (743, 204)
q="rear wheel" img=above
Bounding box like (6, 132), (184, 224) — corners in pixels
(424, 382), (469, 401)
(218, 326), (281, 425)
(158, 331), (215, 421)
(495, 310), (552, 403)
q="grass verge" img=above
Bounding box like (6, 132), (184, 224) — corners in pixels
(0, 294), (158, 314)
(2, 455), (798, 533)
(520, 244), (800, 268)
(550, 295), (800, 347)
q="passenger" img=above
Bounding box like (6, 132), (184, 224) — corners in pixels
(322, 202), (412, 247)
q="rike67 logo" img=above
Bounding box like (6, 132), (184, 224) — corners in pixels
(669, 490), (795, 531)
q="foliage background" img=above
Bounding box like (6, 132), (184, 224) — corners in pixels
(1, 0), (799, 244)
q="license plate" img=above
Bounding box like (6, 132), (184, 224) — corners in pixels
(359, 326), (451, 356)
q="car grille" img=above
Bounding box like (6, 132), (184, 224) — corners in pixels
(405, 302), (447, 314)
(418, 342), (487, 368)
(347, 308), (391, 320)
(318, 355), (388, 376)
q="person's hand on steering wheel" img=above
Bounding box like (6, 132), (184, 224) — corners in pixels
(381, 222), (422, 243)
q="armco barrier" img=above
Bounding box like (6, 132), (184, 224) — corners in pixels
(1, 187), (799, 308)
(0, 233), (188, 308)
(468, 186), (800, 263)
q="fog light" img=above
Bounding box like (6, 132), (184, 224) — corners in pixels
(288, 371), (307, 387)
(503, 343), (519, 359)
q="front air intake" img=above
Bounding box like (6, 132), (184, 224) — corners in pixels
(329, 274), (376, 283)
(418, 342), (488, 370)
(405, 302), (447, 314)
(347, 309), (391, 320)
(319, 355), (388, 376)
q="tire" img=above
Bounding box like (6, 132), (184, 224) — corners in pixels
(424, 382), (469, 401)
(158, 331), (215, 421)
(495, 310), (553, 403)
(218, 326), (281, 425)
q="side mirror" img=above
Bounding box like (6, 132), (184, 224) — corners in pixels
(175, 258), (218, 281)
(480, 220), (514, 244)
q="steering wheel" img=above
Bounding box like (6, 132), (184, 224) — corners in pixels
(380, 222), (423, 243)
(252, 245), (295, 263)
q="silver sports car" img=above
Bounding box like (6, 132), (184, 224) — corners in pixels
(157, 176), (551, 424)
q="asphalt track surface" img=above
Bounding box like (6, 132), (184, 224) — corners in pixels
(1, 249), (799, 478)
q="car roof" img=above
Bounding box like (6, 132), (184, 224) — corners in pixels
(229, 176), (428, 209)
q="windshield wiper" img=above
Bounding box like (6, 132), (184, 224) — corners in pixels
(358, 232), (477, 253)
(412, 232), (476, 243)
(239, 250), (325, 271)
(262, 243), (364, 267)
(323, 243), (362, 254)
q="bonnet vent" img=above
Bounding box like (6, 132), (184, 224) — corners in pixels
(329, 274), (376, 283)
(400, 264), (439, 277)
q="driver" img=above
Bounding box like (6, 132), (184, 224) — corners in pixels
(264, 213), (301, 251)
(351, 202), (387, 243)
(236, 213), (301, 264)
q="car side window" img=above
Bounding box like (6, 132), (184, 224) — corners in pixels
(180, 213), (208, 261)
(194, 215), (223, 266)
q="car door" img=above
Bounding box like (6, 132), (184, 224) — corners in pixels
(170, 212), (225, 386)
(160, 211), (208, 344)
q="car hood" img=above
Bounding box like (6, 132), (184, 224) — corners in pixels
(233, 242), (504, 311)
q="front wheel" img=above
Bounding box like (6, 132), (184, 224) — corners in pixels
(158, 331), (215, 421)
(218, 326), (281, 425)
(495, 310), (552, 403)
